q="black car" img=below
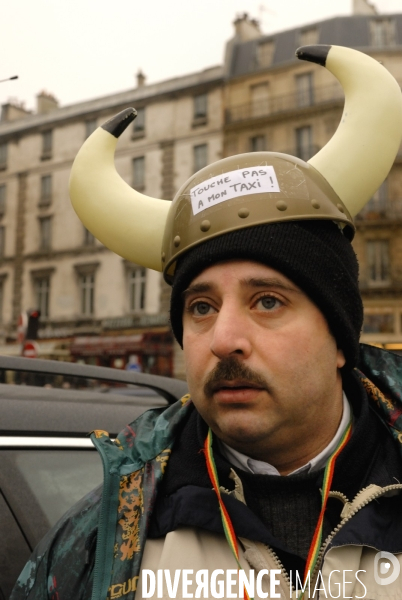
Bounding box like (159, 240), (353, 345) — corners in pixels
(0, 356), (187, 598)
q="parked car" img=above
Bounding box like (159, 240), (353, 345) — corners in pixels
(0, 356), (188, 599)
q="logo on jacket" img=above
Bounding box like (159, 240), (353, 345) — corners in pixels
(374, 551), (400, 586)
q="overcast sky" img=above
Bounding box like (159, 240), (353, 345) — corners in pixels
(1, 0), (401, 111)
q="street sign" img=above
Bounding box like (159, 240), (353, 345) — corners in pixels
(22, 341), (39, 359)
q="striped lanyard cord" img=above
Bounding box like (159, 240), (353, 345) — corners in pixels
(300, 418), (352, 598)
(204, 428), (253, 600)
(204, 421), (353, 600)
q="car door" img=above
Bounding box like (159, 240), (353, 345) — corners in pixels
(0, 487), (31, 599)
(0, 436), (103, 598)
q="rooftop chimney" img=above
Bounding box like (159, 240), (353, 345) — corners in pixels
(1, 98), (31, 122)
(36, 91), (59, 115)
(353, 0), (378, 15)
(224, 13), (262, 76)
(233, 13), (262, 42)
(136, 70), (146, 88)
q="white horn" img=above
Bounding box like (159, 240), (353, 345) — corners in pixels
(297, 45), (402, 217)
(69, 108), (170, 271)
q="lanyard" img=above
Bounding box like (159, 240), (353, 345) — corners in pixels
(204, 420), (352, 600)
(302, 419), (352, 588)
(204, 427), (252, 600)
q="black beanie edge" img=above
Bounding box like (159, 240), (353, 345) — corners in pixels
(170, 221), (363, 368)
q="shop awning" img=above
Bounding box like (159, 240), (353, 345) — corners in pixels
(70, 335), (144, 356)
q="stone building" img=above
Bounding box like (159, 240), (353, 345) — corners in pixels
(1, 7), (401, 374)
(0, 68), (223, 377)
(223, 11), (402, 353)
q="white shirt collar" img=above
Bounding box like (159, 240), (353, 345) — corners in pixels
(219, 392), (351, 477)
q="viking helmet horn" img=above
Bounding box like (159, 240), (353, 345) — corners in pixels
(298, 45), (402, 216)
(69, 108), (170, 271)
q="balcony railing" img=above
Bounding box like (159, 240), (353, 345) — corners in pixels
(355, 198), (402, 221)
(226, 83), (344, 124)
(278, 145), (321, 162)
(359, 266), (402, 292)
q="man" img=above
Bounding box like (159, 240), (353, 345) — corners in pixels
(12, 45), (402, 599)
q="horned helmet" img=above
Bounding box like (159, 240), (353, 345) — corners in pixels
(69, 45), (402, 282)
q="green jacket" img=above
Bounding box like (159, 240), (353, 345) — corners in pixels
(10, 344), (402, 600)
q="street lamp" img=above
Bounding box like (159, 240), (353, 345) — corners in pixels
(0, 76), (18, 84)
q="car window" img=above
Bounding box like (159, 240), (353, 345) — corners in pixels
(11, 450), (103, 526)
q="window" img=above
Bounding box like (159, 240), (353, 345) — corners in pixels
(79, 273), (95, 315)
(296, 73), (314, 108)
(0, 184), (6, 215)
(40, 175), (52, 206)
(371, 18), (396, 47)
(250, 83), (269, 118)
(363, 312), (395, 334)
(193, 94), (207, 120)
(0, 143), (7, 169)
(250, 135), (266, 152)
(372, 181), (388, 204)
(193, 144), (208, 172)
(299, 27), (319, 47)
(256, 41), (275, 68)
(0, 226), (5, 258)
(132, 156), (145, 191)
(35, 276), (50, 318)
(295, 126), (313, 161)
(133, 107), (145, 134)
(41, 130), (53, 159)
(39, 217), (52, 251)
(85, 119), (97, 139)
(8, 450), (102, 528)
(83, 227), (95, 246)
(362, 181), (388, 217)
(128, 267), (146, 312)
(367, 240), (390, 285)
(74, 262), (98, 316)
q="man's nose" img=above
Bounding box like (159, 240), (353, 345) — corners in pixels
(210, 304), (252, 359)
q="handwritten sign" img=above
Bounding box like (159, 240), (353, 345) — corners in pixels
(190, 166), (280, 216)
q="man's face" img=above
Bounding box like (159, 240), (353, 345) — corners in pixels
(182, 260), (346, 474)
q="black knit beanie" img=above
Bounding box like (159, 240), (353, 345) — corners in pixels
(169, 220), (363, 368)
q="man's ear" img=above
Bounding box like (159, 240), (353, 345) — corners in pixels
(336, 348), (346, 369)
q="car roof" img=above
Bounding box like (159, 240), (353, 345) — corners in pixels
(0, 356), (188, 437)
(0, 383), (168, 435)
(0, 355), (188, 403)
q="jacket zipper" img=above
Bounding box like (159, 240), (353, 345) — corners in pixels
(262, 544), (295, 594)
(90, 434), (122, 600)
(259, 484), (402, 600)
(310, 484), (402, 591)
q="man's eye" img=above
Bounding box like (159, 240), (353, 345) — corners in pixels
(192, 302), (213, 316)
(256, 296), (281, 310)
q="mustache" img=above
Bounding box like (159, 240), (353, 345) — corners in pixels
(203, 356), (269, 398)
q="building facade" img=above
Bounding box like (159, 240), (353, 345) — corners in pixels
(0, 10), (401, 375)
(223, 12), (402, 353)
(0, 68), (223, 377)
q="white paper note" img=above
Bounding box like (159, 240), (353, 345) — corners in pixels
(190, 166), (280, 216)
